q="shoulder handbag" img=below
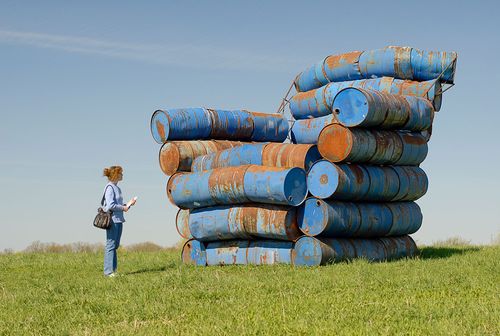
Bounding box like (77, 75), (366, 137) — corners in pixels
(93, 186), (113, 230)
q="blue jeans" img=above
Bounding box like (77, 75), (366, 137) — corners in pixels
(104, 222), (123, 275)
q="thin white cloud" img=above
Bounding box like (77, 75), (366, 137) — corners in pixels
(0, 29), (299, 72)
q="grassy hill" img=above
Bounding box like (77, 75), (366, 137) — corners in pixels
(0, 244), (498, 335)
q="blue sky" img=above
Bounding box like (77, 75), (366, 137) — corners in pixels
(1, 1), (499, 250)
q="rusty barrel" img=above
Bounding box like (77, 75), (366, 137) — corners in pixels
(262, 143), (321, 171)
(379, 236), (419, 260)
(332, 88), (434, 130)
(191, 143), (321, 172)
(247, 241), (294, 265)
(291, 77), (441, 120)
(317, 124), (428, 165)
(307, 160), (370, 200)
(181, 239), (207, 266)
(298, 198), (422, 238)
(248, 111), (289, 142)
(204, 240), (293, 265)
(392, 166), (428, 201)
(151, 108), (212, 144)
(188, 204), (300, 242)
(175, 209), (192, 239)
(293, 46), (456, 92)
(167, 165), (308, 209)
(290, 81), (353, 119)
(191, 144), (266, 172)
(151, 108), (289, 143)
(385, 202), (423, 236)
(243, 166), (308, 206)
(364, 166), (400, 201)
(395, 132), (428, 165)
(297, 198), (361, 237)
(307, 160), (427, 201)
(292, 235), (418, 266)
(205, 109), (254, 139)
(290, 115), (336, 144)
(159, 140), (245, 175)
(411, 49), (457, 84)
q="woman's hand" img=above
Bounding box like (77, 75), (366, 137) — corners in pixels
(123, 205), (130, 212)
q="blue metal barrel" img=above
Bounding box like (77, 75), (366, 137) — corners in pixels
(205, 240), (250, 266)
(396, 132), (428, 165)
(191, 144), (266, 172)
(370, 131), (404, 165)
(307, 160), (370, 200)
(402, 96), (434, 131)
(298, 199), (418, 238)
(206, 109), (254, 140)
(332, 87), (390, 127)
(189, 205), (253, 242)
(293, 47), (456, 93)
(243, 166), (308, 206)
(358, 46), (413, 80)
(262, 143), (321, 171)
(176, 209), (192, 239)
(181, 239), (207, 266)
(297, 198), (361, 237)
(352, 238), (388, 261)
(364, 166), (400, 201)
(291, 76), (441, 119)
(150, 108), (212, 144)
(390, 78), (441, 111)
(247, 241), (293, 265)
(293, 58), (330, 93)
(167, 171), (214, 209)
(293, 235), (416, 266)
(318, 124), (427, 165)
(333, 88), (434, 131)
(243, 205), (300, 240)
(159, 140), (245, 176)
(188, 204), (300, 241)
(317, 124), (377, 163)
(292, 237), (387, 266)
(289, 87), (330, 120)
(323, 51), (364, 82)
(379, 236), (418, 260)
(168, 165), (307, 209)
(385, 202), (423, 236)
(411, 49), (457, 84)
(356, 203), (393, 237)
(203, 240), (293, 266)
(248, 111), (289, 142)
(290, 81), (354, 119)
(290, 115), (335, 144)
(391, 166), (428, 201)
(291, 236), (346, 266)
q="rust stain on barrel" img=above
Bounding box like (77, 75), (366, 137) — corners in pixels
(156, 120), (166, 142)
(399, 132), (425, 145)
(324, 51), (362, 71)
(318, 124), (353, 162)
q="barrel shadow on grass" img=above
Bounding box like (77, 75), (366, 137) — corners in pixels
(418, 246), (481, 260)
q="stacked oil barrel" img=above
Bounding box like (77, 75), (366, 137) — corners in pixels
(150, 107), (315, 266)
(151, 46), (457, 267)
(289, 46), (457, 266)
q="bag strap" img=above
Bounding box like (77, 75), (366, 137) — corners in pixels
(101, 185), (114, 207)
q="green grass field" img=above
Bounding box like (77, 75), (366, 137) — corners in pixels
(0, 244), (498, 335)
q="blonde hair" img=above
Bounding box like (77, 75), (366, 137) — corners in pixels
(103, 166), (123, 182)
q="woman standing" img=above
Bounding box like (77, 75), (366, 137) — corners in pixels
(102, 166), (136, 277)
